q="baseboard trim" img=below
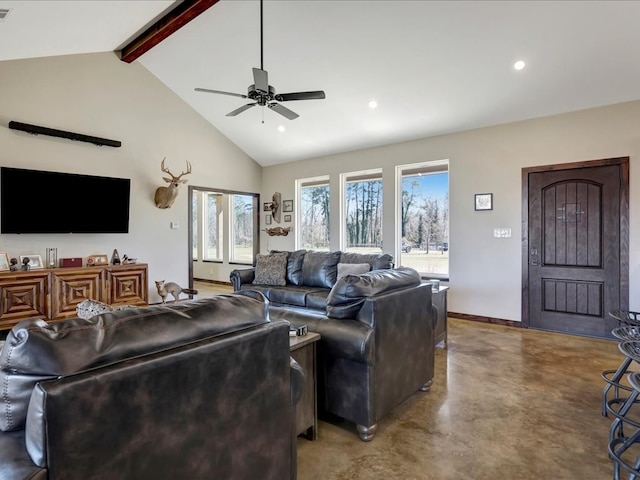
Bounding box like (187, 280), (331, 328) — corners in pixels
(193, 278), (233, 286)
(448, 311), (523, 328)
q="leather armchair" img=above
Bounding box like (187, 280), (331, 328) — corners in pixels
(270, 268), (434, 441)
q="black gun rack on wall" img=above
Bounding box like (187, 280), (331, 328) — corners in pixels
(8, 121), (121, 148)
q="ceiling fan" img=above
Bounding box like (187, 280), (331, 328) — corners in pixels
(194, 0), (326, 120)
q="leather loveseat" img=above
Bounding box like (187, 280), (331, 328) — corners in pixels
(0, 292), (303, 480)
(231, 250), (434, 441)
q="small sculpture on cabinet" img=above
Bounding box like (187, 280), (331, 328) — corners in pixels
(9, 258), (18, 272)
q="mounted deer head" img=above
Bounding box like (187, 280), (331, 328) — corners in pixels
(154, 158), (192, 209)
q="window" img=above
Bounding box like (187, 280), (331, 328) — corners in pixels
(192, 190), (199, 260)
(204, 193), (222, 261)
(343, 170), (383, 253)
(231, 194), (254, 264)
(398, 161), (449, 277)
(297, 177), (330, 250)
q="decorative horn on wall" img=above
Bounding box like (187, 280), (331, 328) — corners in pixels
(271, 192), (282, 223)
(154, 158), (192, 209)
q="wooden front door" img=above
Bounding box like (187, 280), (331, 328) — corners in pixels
(523, 158), (629, 339)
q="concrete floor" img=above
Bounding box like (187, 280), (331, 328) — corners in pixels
(296, 318), (623, 480)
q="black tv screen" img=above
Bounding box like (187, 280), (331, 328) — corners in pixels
(1, 167), (130, 234)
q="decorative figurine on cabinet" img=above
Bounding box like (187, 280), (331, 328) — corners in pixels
(21, 257), (30, 271)
(9, 258), (18, 271)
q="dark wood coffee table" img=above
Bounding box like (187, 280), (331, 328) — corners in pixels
(289, 331), (320, 440)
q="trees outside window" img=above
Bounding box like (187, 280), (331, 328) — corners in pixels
(204, 193), (221, 261)
(343, 171), (382, 253)
(231, 194), (254, 264)
(298, 177), (330, 250)
(399, 162), (449, 276)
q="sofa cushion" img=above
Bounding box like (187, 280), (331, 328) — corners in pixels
(0, 293), (268, 432)
(301, 250), (341, 288)
(253, 252), (288, 286)
(272, 249), (307, 285)
(336, 262), (370, 281)
(339, 252), (394, 270)
(326, 267), (421, 319)
(305, 289), (331, 310)
(268, 286), (322, 308)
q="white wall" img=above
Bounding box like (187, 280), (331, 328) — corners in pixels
(0, 52), (262, 303)
(262, 100), (640, 322)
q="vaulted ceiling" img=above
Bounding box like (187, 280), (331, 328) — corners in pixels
(2, 1), (640, 166)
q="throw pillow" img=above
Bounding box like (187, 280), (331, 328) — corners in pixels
(336, 263), (370, 281)
(253, 253), (288, 286)
(271, 249), (307, 285)
(76, 299), (133, 320)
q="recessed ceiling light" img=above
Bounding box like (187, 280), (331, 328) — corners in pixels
(368, 100), (378, 109)
(278, 125), (285, 132)
(514, 60), (526, 71)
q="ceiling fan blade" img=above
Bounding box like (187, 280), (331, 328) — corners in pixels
(268, 102), (299, 120)
(275, 91), (326, 102)
(226, 103), (257, 117)
(195, 87), (248, 99)
(253, 68), (269, 94)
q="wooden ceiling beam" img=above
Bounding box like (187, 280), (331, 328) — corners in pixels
(119, 0), (220, 64)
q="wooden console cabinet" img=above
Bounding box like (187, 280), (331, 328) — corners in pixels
(0, 263), (148, 330)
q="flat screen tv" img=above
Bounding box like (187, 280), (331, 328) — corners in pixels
(1, 167), (130, 234)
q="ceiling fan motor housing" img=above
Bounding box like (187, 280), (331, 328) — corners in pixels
(248, 84), (276, 106)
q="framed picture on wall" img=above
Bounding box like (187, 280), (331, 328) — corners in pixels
(265, 214), (272, 225)
(263, 202), (273, 212)
(284, 215), (291, 222)
(474, 193), (493, 211)
(282, 200), (293, 212)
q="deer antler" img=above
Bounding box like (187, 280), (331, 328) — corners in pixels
(160, 158), (191, 180)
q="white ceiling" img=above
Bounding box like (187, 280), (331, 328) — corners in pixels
(3, 1), (640, 167)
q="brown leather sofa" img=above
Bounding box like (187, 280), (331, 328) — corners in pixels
(231, 251), (434, 441)
(0, 292), (303, 480)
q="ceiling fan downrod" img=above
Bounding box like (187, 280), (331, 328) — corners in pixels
(260, 0), (264, 71)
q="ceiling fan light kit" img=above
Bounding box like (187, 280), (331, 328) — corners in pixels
(194, 0), (325, 120)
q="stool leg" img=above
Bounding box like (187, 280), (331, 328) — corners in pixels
(604, 356), (634, 416)
(611, 390), (640, 443)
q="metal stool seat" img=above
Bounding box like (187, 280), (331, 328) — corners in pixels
(610, 311), (640, 328)
(614, 327), (640, 341)
(602, 312), (640, 417)
(608, 370), (640, 479)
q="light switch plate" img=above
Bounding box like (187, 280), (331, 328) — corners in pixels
(494, 228), (511, 238)
(170, 221), (179, 229)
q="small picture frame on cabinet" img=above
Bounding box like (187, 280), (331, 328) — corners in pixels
(0, 252), (9, 271)
(20, 254), (43, 270)
(88, 254), (109, 266)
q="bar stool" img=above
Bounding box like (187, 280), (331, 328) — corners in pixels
(607, 341), (640, 441)
(602, 312), (640, 417)
(608, 368), (640, 480)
